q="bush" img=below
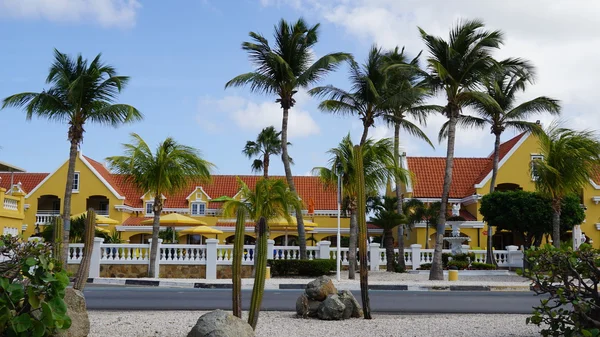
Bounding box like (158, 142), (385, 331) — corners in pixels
(0, 235), (71, 336)
(268, 259), (336, 277)
(394, 262), (406, 273)
(447, 260), (469, 270)
(522, 244), (600, 336)
(470, 262), (497, 270)
(417, 263), (432, 270)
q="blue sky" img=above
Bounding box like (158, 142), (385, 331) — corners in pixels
(1, 0), (596, 176)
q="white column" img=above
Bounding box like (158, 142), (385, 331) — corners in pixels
(410, 244), (422, 270)
(369, 242), (380, 271)
(318, 240), (331, 260)
(89, 237), (104, 278)
(205, 238), (219, 280)
(267, 239), (275, 260)
(148, 238), (163, 279)
(506, 245), (519, 268)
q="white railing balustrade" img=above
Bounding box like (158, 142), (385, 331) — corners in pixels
(3, 198), (18, 211)
(101, 244), (149, 263)
(161, 244), (207, 264)
(68, 244), (84, 263)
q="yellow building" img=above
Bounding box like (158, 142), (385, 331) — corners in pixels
(400, 131), (599, 249)
(0, 161), (28, 236)
(6, 152), (365, 244)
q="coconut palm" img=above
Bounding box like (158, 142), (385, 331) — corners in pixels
(312, 134), (406, 279)
(2, 49), (142, 266)
(370, 196), (406, 272)
(417, 19), (521, 280)
(403, 199), (441, 249)
(106, 133), (214, 277)
(243, 126), (291, 179)
(532, 124), (600, 248)
(226, 18), (352, 259)
(439, 63), (560, 263)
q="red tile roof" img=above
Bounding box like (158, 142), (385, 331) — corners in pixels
(122, 217), (147, 226)
(83, 156), (125, 197)
(0, 172), (48, 194)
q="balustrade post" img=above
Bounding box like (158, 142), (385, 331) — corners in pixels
(89, 237), (104, 278)
(205, 239), (218, 280)
(410, 244), (422, 270)
(148, 239), (162, 278)
(267, 240), (275, 260)
(506, 245), (519, 268)
(318, 240), (331, 259)
(369, 242), (380, 271)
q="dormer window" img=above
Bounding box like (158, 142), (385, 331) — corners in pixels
(146, 201), (154, 215)
(531, 155), (544, 181)
(191, 202), (206, 216)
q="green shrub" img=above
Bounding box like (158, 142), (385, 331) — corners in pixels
(0, 235), (71, 336)
(268, 259), (336, 277)
(470, 262), (497, 270)
(417, 263), (432, 270)
(447, 260), (469, 270)
(393, 262), (406, 273)
(442, 253), (451, 266)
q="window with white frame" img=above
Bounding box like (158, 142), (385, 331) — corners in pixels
(146, 201), (154, 215)
(190, 202), (206, 216)
(531, 155), (544, 181)
(72, 172), (80, 192)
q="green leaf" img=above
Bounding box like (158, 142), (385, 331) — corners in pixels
(31, 320), (46, 337)
(583, 329), (592, 337)
(48, 297), (67, 315)
(27, 288), (40, 309)
(11, 314), (32, 333)
(40, 302), (54, 327)
(0, 278), (9, 290)
(25, 257), (37, 266)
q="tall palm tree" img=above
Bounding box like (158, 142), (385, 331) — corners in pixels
(226, 18), (352, 259)
(243, 126), (291, 179)
(370, 196), (406, 272)
(2, 49), (142, 266)
(106, 133), (214, 277)
(439, 63), (560, 263)
(532, 124), (600, 248)
(403, 199), (441, 249)
(312, 134), (406, 279)
(418, 19), (517, 280)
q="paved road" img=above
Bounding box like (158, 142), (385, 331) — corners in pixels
(84, 286), (544, 314)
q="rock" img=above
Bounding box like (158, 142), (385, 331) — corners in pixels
(295, 293), (321, 318)
(317, 295), (346, 320)
(56, 288), (90, 337)
(187, 310), (255, 337)
(305, 276), (337, 301)
(337, 290), (363, 318)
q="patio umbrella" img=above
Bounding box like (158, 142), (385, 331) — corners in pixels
(71, 212), (120, 225)
(139, 213), (207, 226)
(268, 217), (318, 246)
(179, 226), (224, 244)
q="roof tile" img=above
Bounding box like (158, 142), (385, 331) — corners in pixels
(0, 173), (48, 194)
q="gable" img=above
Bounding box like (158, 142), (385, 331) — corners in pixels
(474, 132), (529, 188)
(186, 187), (211, 202)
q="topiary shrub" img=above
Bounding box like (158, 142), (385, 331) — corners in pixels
(268, 259), (336, 277)
(521, 244), (600, 336)
(470, 262), (497, 270)
(417, 263), (432, 270)
(447, 260), (469, 270)
(0, 235), (71, 336)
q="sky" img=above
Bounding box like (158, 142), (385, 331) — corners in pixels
(0, 0), (598, 176)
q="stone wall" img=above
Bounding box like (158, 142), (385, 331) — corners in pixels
(101, 264), (148, 278)
(159, 265), (253, 279)
(217, 265), (253, 279)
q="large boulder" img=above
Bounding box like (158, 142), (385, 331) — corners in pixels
(187, 310), (255, 337)
(317, 294), (346, 321)
(305, 276), (337, 301)
(295, 293), (321, 318)
(56, 288), (90, 337)
(337, 290), (363, 319)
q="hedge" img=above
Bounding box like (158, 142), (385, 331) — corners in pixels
(268, 259), (336, 277)
(470, 262), (497, 270)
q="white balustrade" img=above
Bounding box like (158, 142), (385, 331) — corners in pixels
(101, 244), (149, 264)
(161, 244), (207, 264)
(3, 198), (18, 211)
(68, 244), (84, 263)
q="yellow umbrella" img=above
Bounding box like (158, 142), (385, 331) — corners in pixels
(267, 217), (318, 246)
(71, 212), (120, 225)
(95, 227), (111, 234)
(179, 226), (223, 244)
(140, 213), (207, 226)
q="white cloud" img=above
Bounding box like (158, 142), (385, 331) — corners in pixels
(199, 90), (320, 139)
(0, 0), (141, 28)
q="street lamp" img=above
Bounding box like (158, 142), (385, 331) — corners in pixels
(335, 163), (343, 282)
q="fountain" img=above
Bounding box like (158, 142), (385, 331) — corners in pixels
(443, 203), (468, 254)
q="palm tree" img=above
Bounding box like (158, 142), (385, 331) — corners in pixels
(243, 126), (290, 179)
(226, 18), (352, 260)
(532, 124), (600, 248)
(370, 196), (406, 272)
(312, 134), (405, 279)
(2, 49), (142, 266)
(418, 19), (517, 280)
(403, 199), (441, 249)
(439, 63), (560, 263)
(106, 133), (214, 277)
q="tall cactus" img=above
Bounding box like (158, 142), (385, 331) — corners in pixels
(74, 208), (96, 290)
(248, 216), (267, 330)
(53, 216), (64, 266)
(354, 145), (372, 319)
(232, 207), (246, 318)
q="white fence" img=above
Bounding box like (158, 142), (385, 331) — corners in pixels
(67, 239), (524, 280)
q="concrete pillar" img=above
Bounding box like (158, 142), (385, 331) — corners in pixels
(148, 238), (163, 279)
(205, 238), (219, 280)
(318, 240), (331, 260)
(506, 245), (519, 268)
(369, 242), (380, 271)
(267, 239), (275, 260)
(89, 237), (104, 278)
(410, 244), (422, 270)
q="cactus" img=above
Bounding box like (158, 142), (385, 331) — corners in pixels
(232, 207), (246, 318)
(52, 216), (64, 265)
(354, 145), (372, 319)
(248, 216), (267, 330)
(74, 208), (96, 290)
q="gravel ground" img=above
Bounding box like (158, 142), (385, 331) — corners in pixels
(89, 311), (542, 337)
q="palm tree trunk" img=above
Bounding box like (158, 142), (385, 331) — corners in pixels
(360, 123), (370, 146)
(430, 112), (458, 281)
(354, 144), (371, 319)
(425, 225), (430, 249)
(393, 123), (406, 270)
(486, 133), (502, 265)
(74, 209), (96, 290)
(263, 154), (269, 179)
(384, 228), (395, 272)
(61, 138), (79, 267)
(348, 208), (357, 280)
(281, 107), (307, 259)
(552, 200), (561, 248)
(148, 196), (162, 277)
